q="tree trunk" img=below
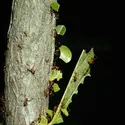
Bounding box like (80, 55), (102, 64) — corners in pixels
(4, 0), (56, 125)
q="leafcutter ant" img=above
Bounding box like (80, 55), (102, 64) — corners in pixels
(74, 72), (78, 82)
(89, 55), (98, 65)
(52, 30), (56, 41)
(52, 66), (60, 70)
(46, 113), (51, 123)
(50, 8), (59, 20)
(54, 49), (60, 58)
(23, 98), (33, 106)
(49, 81), (54, 96)
(6, 110), (18, 121)
(53, 105), (57, 115)
(88, 58), (95, 64)
(30, 121), (34, 125)
(23, 98), (28, 106)
(0, 93), (5, 115)
(26, 65), (36, 74)
(61, 102), (65, 109)
(50, 8), (53, 17)
(44, 81), (54, 97)
(44, 88), (49, 97)
(55, 42), (61, 56)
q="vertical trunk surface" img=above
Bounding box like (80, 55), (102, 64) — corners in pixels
(4, 0), (55, 125)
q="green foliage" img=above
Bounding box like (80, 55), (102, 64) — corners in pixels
(49, 69), (62, 81)
(53, 83), (60, 92)
(47, 48), (95, 125)
(59, 45), (72, 63)
(46, 109), (54, 119)
(49, 112), (63, 125)
(50, 1), (60, 12)
(56, 25), (66, 36)
(38, 116), (48, 125)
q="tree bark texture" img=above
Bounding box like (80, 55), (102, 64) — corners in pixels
(4, 0), (56, 125)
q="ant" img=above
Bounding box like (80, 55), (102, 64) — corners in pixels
(54, 42), (61, 56)
(46, 114), (51, 123)
(0, 93), (5, 116)
(23, 98), (33, 106)
(46, 105), (58, 123)
(50, 8), (59, 20)
(89, 58), (95, 64)
(48, 81), (54, 96)
(44, 81), (54, 97)
(53, 105), (57, 115)
(26, 65), (36, 74)
(74, 72), (78, 82)
(89, 55), (98, 65)
(53, 30), (57, 41)
(52, 66), (60, 70)
(23, 98), (28, 106)
(61, 102), (65, 109)
(44, 88), (49, 98)
(30, 121), (34, 125)
(51, 29), (57, 41)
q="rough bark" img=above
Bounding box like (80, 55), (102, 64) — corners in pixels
(4, 0), (56, 125)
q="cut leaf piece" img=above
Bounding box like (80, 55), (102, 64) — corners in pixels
(61, 108), (69, 116)
(50, 2), (60, 12)
(46, 109), (54, 119)
(56, 71), (63, 81)
(38, 116), (48, 125)
(53, 83), (60, 92)
(59, 45), (72, 63)
(56, 25), (66, 36)
(51, 112), (64, 125)
(49, 69), (63, 81)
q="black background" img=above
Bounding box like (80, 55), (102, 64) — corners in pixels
(0, 0), (112, 124)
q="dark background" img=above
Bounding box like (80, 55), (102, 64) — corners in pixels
(0, 0), (112, 124)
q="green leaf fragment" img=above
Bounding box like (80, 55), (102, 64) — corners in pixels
(59, 45), (72, 63)
(56, 25), (66, 36)
(61, 108), (69, 116)
(74, 89), (78, 94)
(46, 109), (54, 119)
(50, 2), (60, 12)
(56, 71), (63, 81)
(49, 69), (57, 81)
(51, 112), (64, 125)
(49, 69), (63, 81)
(53, 83), (60, 92)
(80, 68), (91, 84)
(38, 116), (48, 125)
